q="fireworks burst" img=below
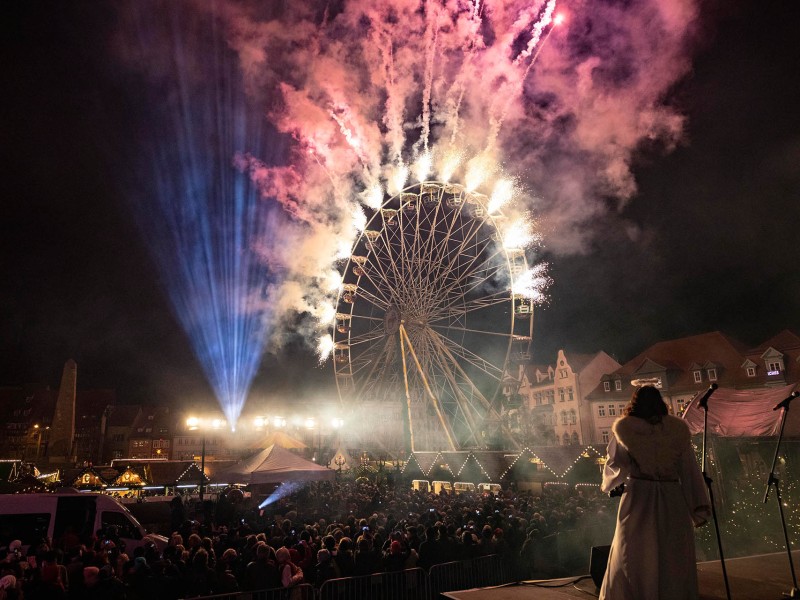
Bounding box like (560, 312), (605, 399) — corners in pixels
(117, 0), (700, 420)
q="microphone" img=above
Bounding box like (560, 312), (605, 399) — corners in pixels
(773, 391), (800, 411)
(697, 383), (718, 410)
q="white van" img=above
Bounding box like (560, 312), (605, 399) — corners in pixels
(0, 491), (168, 553)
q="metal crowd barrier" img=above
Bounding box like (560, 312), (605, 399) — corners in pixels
(428, 554), (513, 597)
(189, 555), (516, 600)
(319, 567), (427, 600)
(182, 583), (315, 600)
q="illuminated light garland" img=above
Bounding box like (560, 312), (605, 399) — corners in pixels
(499, 445), (604, 480)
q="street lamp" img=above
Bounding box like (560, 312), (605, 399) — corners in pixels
(305, 418), (319, 461)
(186, 417), (225, 502)
(32, 424), (49, 459)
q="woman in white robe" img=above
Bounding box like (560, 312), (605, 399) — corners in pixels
(600, 385), (711, 600)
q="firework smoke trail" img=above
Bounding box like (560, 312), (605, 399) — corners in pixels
(204, 0), (701, 355)
(514, 0), (557, 67)
(419, 2), (438, 155)
(116, 0), (701, 379)
(486, 0), (557, 155)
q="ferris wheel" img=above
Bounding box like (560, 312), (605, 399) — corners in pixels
(332, 182), (534, 452)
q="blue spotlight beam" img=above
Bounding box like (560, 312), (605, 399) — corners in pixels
(125, 4), (274, 426)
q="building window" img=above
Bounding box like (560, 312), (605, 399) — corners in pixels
(614, 379), (622, 391)
(559, 389), (565, 402)
(569, 410), (577, 425)
(677, 398), (687, 413)
(561, 411), (568, 425)
(603, 381), (611, 392)
(708, 368), (717, 381)
(598, 405), (606, 417)
(618, 404), (625, 414)
(746, 367), (756, 377)
(768, 361), (782, 373)
(608, 404), (616, 417)
(571, 432), (579, 444)
(534, 393), (543, 406)
(568, 387), (574, 401)
(559, 369), (568, 378)
(546, 390), (555, 403)
(562, 433), (570, 445)
(693, 370), (702, 383)
(602, 430), (610, 444)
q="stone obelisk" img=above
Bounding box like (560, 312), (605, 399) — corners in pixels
(47, 359), (77, 464)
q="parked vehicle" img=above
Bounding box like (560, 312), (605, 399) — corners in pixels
(0, 490), (168, 553)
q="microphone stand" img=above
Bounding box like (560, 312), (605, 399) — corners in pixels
(764, 391), (800, 599)
(698, 383), (732, 600)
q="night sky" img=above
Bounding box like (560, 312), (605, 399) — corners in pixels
(1, 0), (799, 409)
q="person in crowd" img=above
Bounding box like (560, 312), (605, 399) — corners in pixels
(182, 547), (217, 598)
(215, 548), (240, 594)
(353, 536), (379, 576)
(333, 537), (355, 577)
(244, 543), (279, 591)
(314, 548), (340, 588)
(599, 385), (710, 600)
(276, 547), (304, 589)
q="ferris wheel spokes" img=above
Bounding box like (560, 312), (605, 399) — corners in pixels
(399, 323), (458, 451)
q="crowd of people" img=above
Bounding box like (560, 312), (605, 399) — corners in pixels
(0, 480), (617, 599)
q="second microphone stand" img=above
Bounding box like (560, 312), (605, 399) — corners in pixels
(699, 383), (732, 600)
(764, 390), (800, 599)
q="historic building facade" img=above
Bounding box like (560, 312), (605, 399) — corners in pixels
(586, 330), (800, 445)
(509, 349), (621, 446)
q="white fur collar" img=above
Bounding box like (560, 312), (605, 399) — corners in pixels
(612, 414), (691, 478)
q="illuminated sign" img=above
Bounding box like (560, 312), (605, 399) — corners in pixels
(768, 370), (781, 376)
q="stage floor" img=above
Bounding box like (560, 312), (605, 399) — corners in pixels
(443, 550), (800, 599)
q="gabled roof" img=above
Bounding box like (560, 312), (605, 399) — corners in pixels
(742, 330), (800, 387)
(255, 431), (307, 450)
(65, 465), (109, 488)
(561, 351), (599, 373)
(501, 446), (605, 479)
(749, 330), (800, 353)
(589, 331), (750, 397)
(111, 465), (148, 487)
(130, 406), (172, 438)
(219, 445), (334, 484)
(330, 446), (354, 470)
(106, 404), (141, 427)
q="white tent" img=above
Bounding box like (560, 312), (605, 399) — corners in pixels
(249, 431), (308, 450)
(219, 444), (335, 484)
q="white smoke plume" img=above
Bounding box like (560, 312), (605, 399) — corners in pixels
(209, 0), (698, 348)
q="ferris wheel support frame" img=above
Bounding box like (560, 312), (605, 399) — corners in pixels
(399, 323), (458, 452)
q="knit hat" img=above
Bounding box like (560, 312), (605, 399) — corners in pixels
(390, 541), (402, 555)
